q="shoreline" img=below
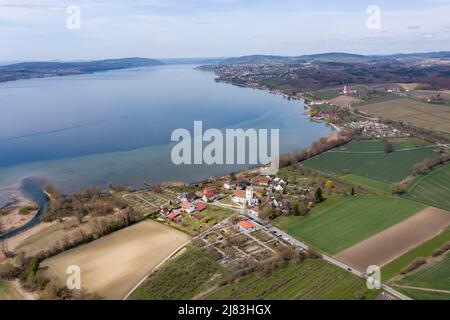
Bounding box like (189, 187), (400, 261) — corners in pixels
(0, 72), (340, 209)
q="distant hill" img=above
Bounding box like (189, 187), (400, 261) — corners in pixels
(220, 51), (450, 65)
(0, 57), (164, 83)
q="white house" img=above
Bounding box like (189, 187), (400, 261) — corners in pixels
(248, 206), (260, 217)
(223, 180), (236, 190)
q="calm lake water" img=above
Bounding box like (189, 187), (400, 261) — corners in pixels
(0, 65), (332, 206)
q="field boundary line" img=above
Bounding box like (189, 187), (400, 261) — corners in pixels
(393, 284), (450, 295)
(122, 239), (191, 300)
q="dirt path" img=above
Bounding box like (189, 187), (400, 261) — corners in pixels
(393, 284), (450, 295)
(11, 280), (38, 300)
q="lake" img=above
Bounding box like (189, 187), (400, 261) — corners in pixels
(0, 64), (333, 206)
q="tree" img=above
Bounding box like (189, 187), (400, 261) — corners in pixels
(325, 180), (334, 189)
(293, 202), (300, 216)
(260, 206), (275, 221)
(384, 141), (394, 154)
(315, 187), (324, 203)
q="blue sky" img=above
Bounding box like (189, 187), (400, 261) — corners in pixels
(1, 0), (450, 60)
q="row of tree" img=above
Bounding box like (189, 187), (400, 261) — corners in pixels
(279, 129), (357, 168)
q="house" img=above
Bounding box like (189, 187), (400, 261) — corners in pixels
(160, 207), (170, 215)
(168, 211), (181, 221)
(343, 85), (358, 95)
(233, 186), (258, 206)
(272, 178), (287, 192)
(202, 187), (217, 202)
(195, 191), (204, 199)
(248, 206), (260, 217)
(237, 220), (259, 233)
(252, 175), (272, 187)
(182, 192), (197, 203)
(223, 180), (236, 190)
(182, 201), (195, 214)
(190, 214), (204, 221)
(273, 196), (292, 213)
(195, 203), (207, 212)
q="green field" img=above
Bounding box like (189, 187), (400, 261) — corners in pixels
(395, 288), (450, 300)
(404, 163), (450, 211)
(274, 196), (424, 255)
(303, 140), (437, 183)
(397, 253), (450, 291)
(340, 174), (391, 194)
(0, 280), (22, 300)
(382, 228), (450, 281)
(129, 246), (229, 300)
(205, 259), (379, 300)
(311, 90), (341, 100)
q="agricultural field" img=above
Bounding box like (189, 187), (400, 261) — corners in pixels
(407, 90), (450, 103)
(357, 97), (450, 132)
(303, 140), (438, 183)
(340, 174), (390, 194)
(205, 259), (379, 300)
(41, 220), (190, 299)
(394, 253), (450, 300)
(335, 207), (450, 272)
(394, 288), (450, 300)
(326, 95), (362, 107)
(274, 196), (424, 255)
(310, 89), (341, 100)
(0, 280), (22, 300)
(382, 228), (450, 281)
(397, 253), (450, 291)
(130, 246), (229, 300)
(404, 163), (450, 211)
(14, 222), (80, 257)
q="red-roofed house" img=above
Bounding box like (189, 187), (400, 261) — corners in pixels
(168, 211), (181, 221)
(190, 214), (204, 221)
(195, 203), (207, 212)
(182, 201), (195, 214)
(202, 187), (217, 202)
(237, 220), (259, 233)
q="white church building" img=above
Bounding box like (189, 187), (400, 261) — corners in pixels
(233, 186), (258, 206)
